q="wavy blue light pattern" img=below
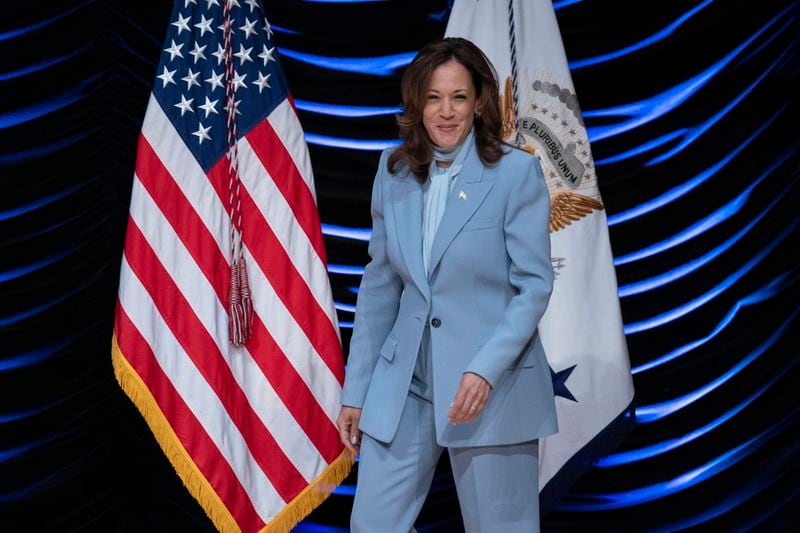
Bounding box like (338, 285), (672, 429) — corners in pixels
(614, 151), (785, 266)
(327, 264), (365, 275)
(635, 310), (797, 423)
(0, 44), (92, 82)
(294, 523), (349, 533)
(305, 133), (400, 151)
(569, 0), (714, 70)
(321, 224), (371, 241)
(608, 107), (781, 226)
(600, 352), (796, 465)
(295, 99), (400, 117)
(619, 181), (791, 297)
(624, 218), (797, 334)
(0, 245), (80, 282)
(0, 0), (95, 41)
(632, 270), (797, 374)
(0, 435), (60, 463)
(334, 301), (356, 313)
(646, 43), (790, 166)
(557, 413), (795, 510)
(0, 336), (80, 372)
(0, 128), (96, 166)
(278, 49), (416, 76)
(553, 0), (583, 8)
(651, 453), (799, 532)
(597, 41), (788, 167)
(0, 178), (97, 221)
(595, 129), (688, 166)
(584, 9), (788, 142)
(0, 75), (100, 129)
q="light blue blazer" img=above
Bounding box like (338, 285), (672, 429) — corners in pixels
(341, 140), (558, 447)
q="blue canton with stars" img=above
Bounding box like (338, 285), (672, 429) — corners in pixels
(153, 0), (289, 172)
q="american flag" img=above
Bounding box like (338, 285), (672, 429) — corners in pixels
(111, 1), (351, 531)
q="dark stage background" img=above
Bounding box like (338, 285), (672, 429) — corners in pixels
(1, 0), (798, 531)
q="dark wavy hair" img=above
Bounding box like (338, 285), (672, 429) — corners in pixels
(388, 37), (505, 181)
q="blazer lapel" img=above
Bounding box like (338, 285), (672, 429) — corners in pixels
(428, 149), (493, 276)
(391, 174), (430, 299)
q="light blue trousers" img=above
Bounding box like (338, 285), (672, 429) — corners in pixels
(351, 393), (540, 532)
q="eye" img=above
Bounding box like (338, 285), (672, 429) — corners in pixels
(455, 94), (468, 100)
(427, 94), (439, 100)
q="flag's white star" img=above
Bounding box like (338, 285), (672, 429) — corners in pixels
(257, 45), (276, 66)
(224, 98), (242, 116)
(228, 0), (241, 7)
(182, 68), (201, 89)
(206, 0), (220, 8)
(184, 0), (197, 7)
(245, 0), (259, 12)
(217, 21), (229, 34)
(156, 66), (177, 87)
(253, 72), (271, 93)
(189, 42), (207, 63)
(174, 94), (194, 116)
(263, 18), (273, 38)
(172, 13), (191, 35)
(231, 71), (247, 91)
(199, 96), (220, 118)
(205, 70), (225, 91)
(193, 122), (212, 144)
(233, 44), (253, 65)
(164, 39), (184, 61)
(212, 43), (226, 65)
(194, 14), (214, 36)
(240, 18), (258, 39)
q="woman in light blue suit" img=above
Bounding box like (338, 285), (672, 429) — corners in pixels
(337, 38), (558, 532)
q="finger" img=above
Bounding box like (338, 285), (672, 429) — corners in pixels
(448, 385), (468, 423)
(338, 422), (357, 455)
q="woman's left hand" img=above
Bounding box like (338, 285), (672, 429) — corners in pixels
(448, 372), (491, 425)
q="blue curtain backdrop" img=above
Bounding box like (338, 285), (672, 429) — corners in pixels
(0, 0), (797, 531)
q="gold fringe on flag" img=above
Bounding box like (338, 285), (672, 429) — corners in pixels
(111, 336), (355, 533)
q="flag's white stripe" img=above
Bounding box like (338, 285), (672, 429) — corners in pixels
(267, 99), (317, 201)
(141, 95), (341, 424)
(238, 136), (339, 330)
(243, 242), (341, 425)
(129, 176), (327, 481)
(118, 259), (280, 522)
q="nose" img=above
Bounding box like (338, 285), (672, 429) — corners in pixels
(439, 97), (455, 118)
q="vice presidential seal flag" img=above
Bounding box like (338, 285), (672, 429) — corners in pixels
(446, 0), (636, 506)
(111, 1), (351, 531)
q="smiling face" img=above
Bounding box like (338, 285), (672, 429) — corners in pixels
(422, 60), (478, 149)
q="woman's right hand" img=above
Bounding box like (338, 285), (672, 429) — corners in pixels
(337, 406), (363, 456)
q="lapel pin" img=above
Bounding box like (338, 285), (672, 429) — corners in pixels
(458, 190), (468, 201)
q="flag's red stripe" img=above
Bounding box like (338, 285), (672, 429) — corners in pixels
(245, 119), (327, 263)
(115, 304), (264, 532)
(123, 218), (309, 501)
(207, 159), (345, 384)
(135, 137), (343, 462)
(248, 319), (342, 463)
(134, 135), (228, 303)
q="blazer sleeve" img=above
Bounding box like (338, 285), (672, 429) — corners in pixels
(340, 149), (403, 408)
(464, 155), (554, 387)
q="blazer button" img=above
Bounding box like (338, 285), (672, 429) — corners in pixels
(430, 317), (441, 328)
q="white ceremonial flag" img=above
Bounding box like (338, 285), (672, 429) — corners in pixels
(446, 0), (635, 507)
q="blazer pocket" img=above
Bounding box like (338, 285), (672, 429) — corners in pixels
(508, 347), (536, 370)
(379, 334), (398, 362)
(462, 216), (499, 231)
